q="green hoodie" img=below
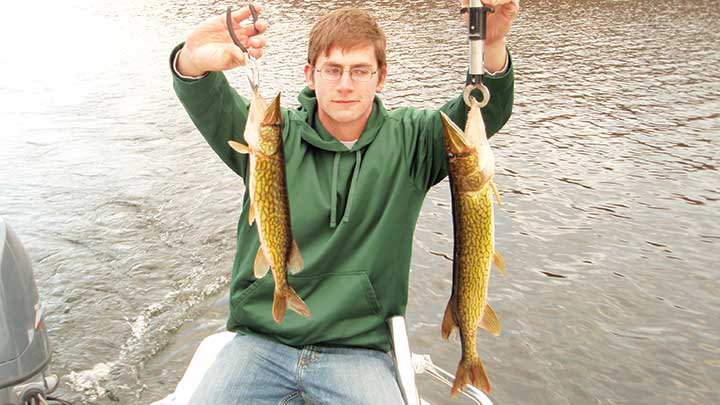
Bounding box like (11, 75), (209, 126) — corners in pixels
(170, 43), (514, 352)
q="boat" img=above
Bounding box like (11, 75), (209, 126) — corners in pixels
(151, 318), (493, 405)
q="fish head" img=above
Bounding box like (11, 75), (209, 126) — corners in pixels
(243, 89), (269, 151)
(439, 112), (474, 155)
(440, 112), (480, 176)
(258, 93), (283, 156)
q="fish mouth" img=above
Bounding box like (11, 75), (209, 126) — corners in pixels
(262, 92), (282, 126)
(439, 112), (471, 155)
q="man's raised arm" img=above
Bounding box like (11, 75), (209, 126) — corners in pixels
(170, 4), (268, 178)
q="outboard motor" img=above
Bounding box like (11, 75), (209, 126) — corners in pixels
(0, 218), (58, 405)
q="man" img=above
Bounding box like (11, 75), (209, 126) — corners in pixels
(170, 1), (518, 403)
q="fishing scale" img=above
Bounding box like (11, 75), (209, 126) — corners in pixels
(464, 0), (495, 108)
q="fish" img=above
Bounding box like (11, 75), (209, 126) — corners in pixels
(439, 103), (505, 397)
(228, 90), (311, 324)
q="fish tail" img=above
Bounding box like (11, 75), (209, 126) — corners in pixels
(286, 286), (311, 319)
(272, 286), (311, 324)
(271, 291), (287, 324)
(451, 356), (491, 397)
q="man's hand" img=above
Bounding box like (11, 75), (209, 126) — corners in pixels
(459, 0), (520, 72)
(177, 4), (268, 77)
(478, 0), (519, 46)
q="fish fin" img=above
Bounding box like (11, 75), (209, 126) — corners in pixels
(493, 251), (506, 276)
(441, 297), (458, 340)
(490, 181), (502, 206)
(272, 291), (287, 324)
(253, 247), (270, 278)
(286, 286), (311, 319)
(479, 304), (501, 336)
(287, 240), (304, 274)
(451, 357), (491, 397)
(248, 201), (256, 226)
(272, 286), (310, 324)
(228, 140), (251, 154)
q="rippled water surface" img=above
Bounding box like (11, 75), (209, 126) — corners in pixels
(1, 0), (718, 403)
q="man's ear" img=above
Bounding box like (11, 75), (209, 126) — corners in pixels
(304, 64), (315, 90)
(376, 66), (387, 92)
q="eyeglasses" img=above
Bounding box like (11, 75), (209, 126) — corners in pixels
(315, 65), (378, 82)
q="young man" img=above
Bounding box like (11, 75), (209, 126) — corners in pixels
(171, 1), (518, 403)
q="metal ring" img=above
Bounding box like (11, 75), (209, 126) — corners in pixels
(463, 83), (490, 108)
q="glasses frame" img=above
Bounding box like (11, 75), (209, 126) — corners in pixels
(314, 65), (379, 82)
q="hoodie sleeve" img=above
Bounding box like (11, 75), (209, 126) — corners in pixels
(170, 43), (251, 179)
(407, 51), (515, 192)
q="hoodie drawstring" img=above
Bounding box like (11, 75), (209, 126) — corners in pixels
(343, 151), (362, 224)
(330, 152), (341, 228)
(329, 150), (363, 228)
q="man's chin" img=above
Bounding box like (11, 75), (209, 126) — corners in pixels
(328, 112), (361, 124)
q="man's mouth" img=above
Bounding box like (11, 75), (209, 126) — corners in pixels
(332, 100), (359, 104)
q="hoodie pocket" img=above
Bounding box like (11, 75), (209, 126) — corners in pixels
(233, 276), (270, 306)
(230, 271), (387, 348)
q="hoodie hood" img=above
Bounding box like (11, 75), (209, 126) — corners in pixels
(294, 87), (388, 227)
(296, 87), (388, 152)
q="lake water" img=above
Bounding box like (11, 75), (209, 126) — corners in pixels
(0, 0), (718, 403)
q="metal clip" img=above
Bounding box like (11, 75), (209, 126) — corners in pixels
(226, 5), (260, 92)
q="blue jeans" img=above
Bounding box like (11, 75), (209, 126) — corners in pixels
(189, 332), (405, 404)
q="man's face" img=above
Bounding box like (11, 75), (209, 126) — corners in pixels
(304, 45), (387, 133)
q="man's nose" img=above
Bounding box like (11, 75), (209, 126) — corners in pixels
(337, 71), (354, 90)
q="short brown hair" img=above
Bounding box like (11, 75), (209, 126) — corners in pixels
(307, 8), (387, 68)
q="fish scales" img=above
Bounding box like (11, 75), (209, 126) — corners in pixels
(254, 149), (291, 276)
(453, 186), (494, 378)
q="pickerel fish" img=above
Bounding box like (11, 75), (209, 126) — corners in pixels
(228, 91), (311, 324)
(439, 103), (505, 396)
